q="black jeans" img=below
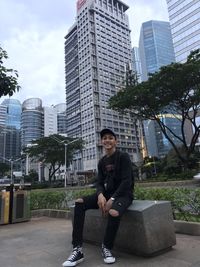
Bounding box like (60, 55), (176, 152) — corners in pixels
(72, 192), (132, 249)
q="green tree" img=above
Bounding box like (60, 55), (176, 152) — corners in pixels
(0, 46), (20, 97)
(161, 146), (200, 175)
(24, 169), (39, 184)
(24, 134), (84, 183)
(0, 162), (9, 177)
(109, 49), (200, 169)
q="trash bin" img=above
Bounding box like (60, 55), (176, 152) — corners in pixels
(0, 185), (10, 225)
(0, 183), (31, 224)
(11, 183), (31, 223)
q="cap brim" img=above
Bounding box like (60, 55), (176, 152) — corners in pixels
(100, 128), (116, 138)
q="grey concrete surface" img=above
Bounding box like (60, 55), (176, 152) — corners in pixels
(1, 217), (200, 267)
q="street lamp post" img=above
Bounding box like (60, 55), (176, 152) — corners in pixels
(25, 153), (29, 175)
(10, 160), (13, 183)
(64, 143), (67, 187)
(50, 136), (79, 188)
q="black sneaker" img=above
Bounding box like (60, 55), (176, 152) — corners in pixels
(101, 244), (116, 264)
(62, 246), (84, 267)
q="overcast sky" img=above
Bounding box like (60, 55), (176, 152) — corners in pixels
(0, 0), (169, 106)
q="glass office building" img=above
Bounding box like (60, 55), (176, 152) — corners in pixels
(132, 47), (142, 83)
(143, 114), (182, 158)
(166, 0), (200, 62)
(2, 99), (21, 129)
(138, 20), (183, 158)
(65, 0), (140, 171)
(0, 99), (21, 162)
(21, 98), (44, 148)
(139, 20), (175, 81)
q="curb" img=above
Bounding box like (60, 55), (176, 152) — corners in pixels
(31, 209), (71, 219)
(174, 220), (200, 236)
(31, 209), (200, 236)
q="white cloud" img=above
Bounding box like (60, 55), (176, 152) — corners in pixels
(0, 0), (169, 106)
(3, 27), (66, 106)
(127, 0), (169, 46)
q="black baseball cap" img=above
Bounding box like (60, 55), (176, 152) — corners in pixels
(100, 128), (116, 139)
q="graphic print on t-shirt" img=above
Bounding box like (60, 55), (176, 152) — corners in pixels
(103, 152), (117, 193)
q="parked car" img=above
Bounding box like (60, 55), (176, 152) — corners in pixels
(0, 178), (11, 184)
(193, 173), (200, 180)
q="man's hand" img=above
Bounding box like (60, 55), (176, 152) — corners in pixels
(105, 198), (113, 213)
(98, 193), (107, 215)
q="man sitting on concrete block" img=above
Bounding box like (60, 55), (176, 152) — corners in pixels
(62, 128), (134, 266)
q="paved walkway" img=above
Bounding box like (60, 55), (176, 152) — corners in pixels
(1, 217), (200, 267)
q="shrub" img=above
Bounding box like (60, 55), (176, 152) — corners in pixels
(30, 191), (66, 210)
(30, 188), (95, 210)
(135, 186), (200, 221)
(30, 187), (200, 222)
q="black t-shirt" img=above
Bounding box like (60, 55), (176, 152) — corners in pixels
(101, 151), (117, 194)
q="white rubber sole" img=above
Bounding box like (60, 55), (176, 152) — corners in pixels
(62, 257), (84, 267)
(102, 255), (116, 264)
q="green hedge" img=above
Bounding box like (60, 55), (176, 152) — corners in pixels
(134, 186), (200, 221)
(30, 187), (200, 222)
(30, 188), (95, 210)
(30, 191), (66, 210)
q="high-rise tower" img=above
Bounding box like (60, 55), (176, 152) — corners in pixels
(0, 99), (21, 163)
(21, 98), (44, 148)
(132, 47), (142, 83)
(54, 103), (67, 135)
(139, 20), (175, 81)
(44, 106), (57, 137)
(166, 0), (200, 62)
(65, 0), (139, 171)
(138, 20), (182, 158)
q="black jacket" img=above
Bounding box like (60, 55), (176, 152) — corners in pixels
(96, 150), (134, 199)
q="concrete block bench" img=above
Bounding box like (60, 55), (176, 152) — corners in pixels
(71, 200), (176, 256)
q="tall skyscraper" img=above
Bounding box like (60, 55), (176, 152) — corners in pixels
(65, 0), (139, 171)
(21, 98), (44, 148)
(54, 103), (67, 135)
(2, 99), (21, 129)
(0, 104), (7, 162)
(44, 106), (57, 137)
(0, 99), (21, 163)
(139, 20), (175, 81)
(0, 104), (7, 126)
(166, 0), (200, 63)
(138, 20), (182, 158)
(132, 47), (142, 83)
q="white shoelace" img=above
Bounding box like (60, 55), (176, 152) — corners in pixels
(68, 249), (80, 261)
(103, 247), (112, 258)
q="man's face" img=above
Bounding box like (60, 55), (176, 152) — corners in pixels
(101, 134), (117, 151)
